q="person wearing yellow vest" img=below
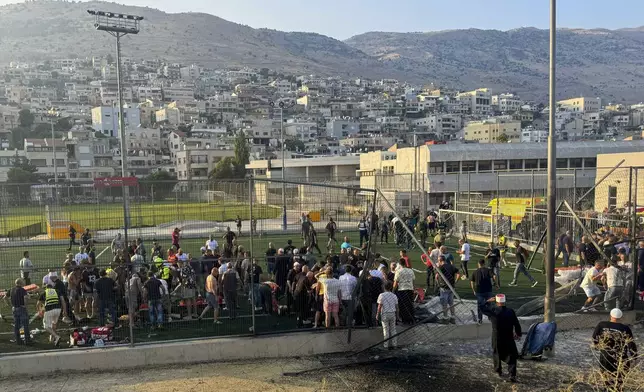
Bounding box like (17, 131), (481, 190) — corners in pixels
(37, 281), (67, 347)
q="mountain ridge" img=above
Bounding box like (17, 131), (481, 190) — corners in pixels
(2, 1), (644, 101)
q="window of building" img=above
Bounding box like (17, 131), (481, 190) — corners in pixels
(493, 160), (507, 171)
(461, 161), (476, 172)
(584, 158), (597, 168)
(539, 159), (547, 169)
(30, 159), (47, 167)
(509, 160), (522, 170)
(429, 162), (443, 174)
(478, 160), (492, 172)
(446, 161), (460, 173)
(556, 159), (568, 169)
(608, 186), (617, 211)
(569, 158), (583, 168)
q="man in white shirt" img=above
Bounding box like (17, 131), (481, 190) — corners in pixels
(339, 266), (357, 326)
(581, 260), (604, 311)
(602, 261), (624, 311)
(205, 235), (219, 252)
(393, 259), (415, 324)
(19, 251), (34, 285)
(74, 246), (88, 265)
(377, 281), (399, 349)
(457, 239), (471, 279)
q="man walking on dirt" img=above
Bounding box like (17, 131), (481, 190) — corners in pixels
(481, 294), (522, 383)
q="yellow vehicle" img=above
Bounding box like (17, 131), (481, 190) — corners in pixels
(484, 197), (545, 231)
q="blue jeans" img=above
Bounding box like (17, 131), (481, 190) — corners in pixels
(12, 307), (29, 343)
(555, 248), (569, 267)
(98, 300), (116, 326)
(512, 263), (535, 283)
(148, 299), (164, 325)
(476, 292), (493, 322)
(252, 283), (262, 308)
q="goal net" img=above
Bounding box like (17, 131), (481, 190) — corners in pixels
(438, 208), (494, 243)
(206, 190), (227, 204)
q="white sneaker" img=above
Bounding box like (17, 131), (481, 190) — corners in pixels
(508, 282), (517, 287)
(531, 281), (539, 288)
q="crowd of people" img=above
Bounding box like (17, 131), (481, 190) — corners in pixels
(5, 208), (643, 386)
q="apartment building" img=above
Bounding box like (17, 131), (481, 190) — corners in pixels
(463, 118), (521, 143)
(175, 148), (236, 181)
(492, 93), (522, 113)
(326, 118), (360, 138)
(558, 97), (601, 113)
(156, 104), (183, 125)
(456, 88), (492, 115)
(91, 106), (141, 137)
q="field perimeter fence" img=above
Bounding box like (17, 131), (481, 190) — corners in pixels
(0, 177), (384, 355)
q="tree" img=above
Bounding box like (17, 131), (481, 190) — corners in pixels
(9, 127), (29, 149)
(208, 156), (237, 179)
(18, 109), (34, 128)
(233, 131), (250, 167)
(284, 139), (305, 152)
(141, 170), (178, 201)
(106, 54), (114, 64)
(497, 134), (509, 143)
(7, 158), (40, 201)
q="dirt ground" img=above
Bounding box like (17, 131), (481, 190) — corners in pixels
(4, 326), (643, 392)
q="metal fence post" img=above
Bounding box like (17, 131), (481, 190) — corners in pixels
(496, 173), (500, 235)
(530, 169), (535, 243)
(630, 168), (638, 309)
(249, 178), (256, 334)
(456, 173), (460, 210)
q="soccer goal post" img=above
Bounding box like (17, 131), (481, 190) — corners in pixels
(206, 190), (227, 204)
(438, 208), (494, 244)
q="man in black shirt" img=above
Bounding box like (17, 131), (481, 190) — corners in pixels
(94, 270), (117, 327)
(274, 249), (291, 298)
(471, 259), (498, 324)
(486, 242), (501, 286)
(283, 240), (296, 255)
(223, 227), (236, 248)
(9, 278), (30, 345)
(143, 272), (164, 328)
(592, 308), (638, 390)
(326, 217), (337, 251)
(481, 294), (522, 383)
(435, 256), (460, 323)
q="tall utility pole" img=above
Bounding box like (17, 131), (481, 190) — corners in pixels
(544, 0), (557, 327)
(45, 108), (60, 202)
(270, 100), (295, 231)
(89, 10), (143, 250)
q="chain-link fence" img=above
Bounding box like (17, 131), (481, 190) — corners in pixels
(0, 177), (383, 354)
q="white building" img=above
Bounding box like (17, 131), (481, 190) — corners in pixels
(91, 106), (141, 137)
(520, 127), (548, 143)
(136, 86), (163, 102)
(492, 93), (522, 113)
(456, 88), (492, 115)
(326, 118), (360, 138)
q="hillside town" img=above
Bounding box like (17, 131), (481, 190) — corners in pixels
(0, 57), (643, 189)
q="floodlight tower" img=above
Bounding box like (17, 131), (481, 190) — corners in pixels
(269, 100), (296, 231)
(88, 10), (143, 247)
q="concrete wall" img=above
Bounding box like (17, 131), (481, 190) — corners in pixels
(0, 311), (634, 378)
(595, 152), (644, 212)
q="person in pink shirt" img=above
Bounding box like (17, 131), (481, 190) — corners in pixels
(171, 228), (181, 250)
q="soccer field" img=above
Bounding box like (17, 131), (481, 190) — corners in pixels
(0, 202), (281, 236)
(0, 229), (558, 354)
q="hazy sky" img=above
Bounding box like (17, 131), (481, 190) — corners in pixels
(1, 0), (642, 39)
